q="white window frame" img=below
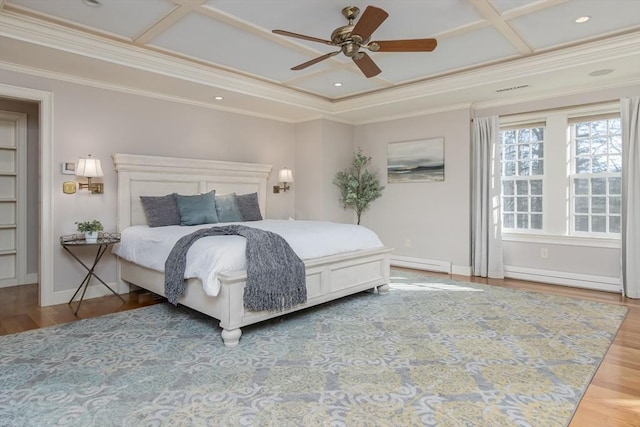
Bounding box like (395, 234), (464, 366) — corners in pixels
(568, 114), (622, 237)
(499, 102), (621, 247)
(499, 124), (545, 233)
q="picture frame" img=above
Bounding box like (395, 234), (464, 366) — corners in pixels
(387, 137), (444, 183)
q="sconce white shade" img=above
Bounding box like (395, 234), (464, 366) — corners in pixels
(278, 168), (293, 183)
(76, 156), (103, 178)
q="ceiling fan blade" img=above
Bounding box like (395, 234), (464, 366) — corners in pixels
(352, 52), (381, 78)
(272, 29), (334, 46)
(291, 51), (341, 70)
(351, 6), (389, 41)
(371, 38), (437, 52)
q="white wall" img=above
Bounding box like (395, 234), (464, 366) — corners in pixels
(355, 108), (472, 273)
(294, 120), (322, 220)
(0, 69), (297, 297)
(294, 119), (354, 223)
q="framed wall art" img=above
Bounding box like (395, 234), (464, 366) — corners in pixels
(387, 137), (444, 183)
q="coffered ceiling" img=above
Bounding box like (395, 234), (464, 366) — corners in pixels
(0, 0), (639, 123)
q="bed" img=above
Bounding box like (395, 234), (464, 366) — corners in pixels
(112, 153), (391, 347)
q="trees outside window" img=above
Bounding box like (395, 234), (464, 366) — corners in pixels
(499, 105), (621, 239)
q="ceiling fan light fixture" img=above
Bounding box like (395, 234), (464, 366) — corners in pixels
(333, 82), (343, 87)
(575, 16), (590, 24)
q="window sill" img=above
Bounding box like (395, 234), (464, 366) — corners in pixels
(502, 232), (621, 248)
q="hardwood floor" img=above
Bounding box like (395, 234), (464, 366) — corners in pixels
(0, 284), (165, 336)
(1, 274), (638, 426)
(460, 273), (640, 427)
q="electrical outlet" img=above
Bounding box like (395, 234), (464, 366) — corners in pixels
(540, 248), (549, 259)
(405, 239), (411, 248)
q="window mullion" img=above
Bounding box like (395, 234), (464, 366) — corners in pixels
(544, 114), (569, 235)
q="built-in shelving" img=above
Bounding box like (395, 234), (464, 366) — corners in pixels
(0, 111), (26, 287)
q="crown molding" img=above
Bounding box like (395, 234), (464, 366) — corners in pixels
(333, 31), (640, 114)
(353, 102), (473, 126)
(472, 77), (640, 111)
(0, 61), (307, 124)
(0, 12), (332, 113)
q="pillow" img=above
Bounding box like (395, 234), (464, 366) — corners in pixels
(215, 193), (244, 222)
(236, 192), (263, 221)
(139, 194), (181, 227)
(175, 191), (219, 226)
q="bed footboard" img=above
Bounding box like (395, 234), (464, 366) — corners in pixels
(118, 247), (391, 347)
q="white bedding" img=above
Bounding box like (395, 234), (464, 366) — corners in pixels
(113, 220), (384, 297)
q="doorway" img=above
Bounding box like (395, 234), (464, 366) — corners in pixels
(0, 108), (30, 287)
(0, 84), (53, 306)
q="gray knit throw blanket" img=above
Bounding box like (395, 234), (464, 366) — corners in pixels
(164, 225), (306, 312)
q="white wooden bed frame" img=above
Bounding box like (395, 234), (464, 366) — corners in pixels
(113, 154), (391, 347)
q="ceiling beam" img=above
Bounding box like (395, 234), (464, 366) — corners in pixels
(133, 0), (206, 45)
(468, 0), (533, 54)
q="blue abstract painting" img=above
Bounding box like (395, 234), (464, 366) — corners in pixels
(387, 138), (444, 183)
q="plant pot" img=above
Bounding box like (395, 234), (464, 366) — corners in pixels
(85, 231), (98, 243)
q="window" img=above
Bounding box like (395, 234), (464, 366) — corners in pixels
(570, 116), (622, 234)
(499, 103), (621, 239)
(500, 126), (544, 231)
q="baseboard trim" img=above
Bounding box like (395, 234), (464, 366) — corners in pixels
(504, 265), (621, 293)
(0, 281), (17, 289)
(451, 265), (472, 276)
(0, 272), (39, 288)
(50, 281), (129, 306)
(391, 255), (451, 274)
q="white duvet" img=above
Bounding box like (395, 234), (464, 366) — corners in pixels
(113, 219), (384, 297)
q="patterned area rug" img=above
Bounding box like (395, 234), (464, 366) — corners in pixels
(0, 270), (627, 426)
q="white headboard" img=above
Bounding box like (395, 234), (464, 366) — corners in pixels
(112, 153), (272, 231)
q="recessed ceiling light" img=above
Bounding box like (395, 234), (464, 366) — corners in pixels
(575, 16), (590, 23)
(83, 0), (102, 7)
(589, 69), (614, 77)
(333, 82), (343, 87)
(214, 96), (224, 100)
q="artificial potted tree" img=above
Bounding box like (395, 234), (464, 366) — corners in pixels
(75, 219), (103, 243)
(334, 148), (384, 225)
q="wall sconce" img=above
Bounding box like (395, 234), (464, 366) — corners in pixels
(76, 154), (104, 194)
(273, 168), (293, 193)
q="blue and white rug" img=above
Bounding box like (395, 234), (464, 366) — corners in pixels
(0, 271), (627, 426)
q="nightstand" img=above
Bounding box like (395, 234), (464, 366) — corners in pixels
(60, 233), (125, 315)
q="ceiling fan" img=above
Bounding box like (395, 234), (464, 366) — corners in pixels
(272, 5), (437, 78)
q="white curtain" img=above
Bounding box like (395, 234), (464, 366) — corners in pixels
(471, 116), (504, 278)
(621, 97), (640, 298)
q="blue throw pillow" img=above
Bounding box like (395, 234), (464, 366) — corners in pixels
(215, 193), (243, 222)
(139, 193), (181, 227)
(175, 191), (219, 226)
(236, 192), (263, 221)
